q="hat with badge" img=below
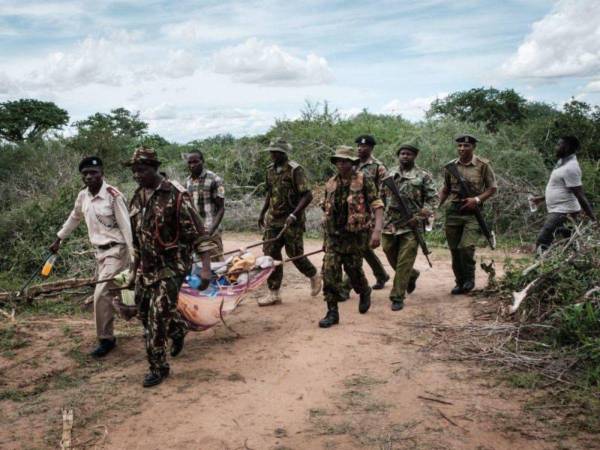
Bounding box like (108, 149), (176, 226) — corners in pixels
(396, 144), (420, 156)
(79, 156), (103, 172)
(455, 134), (478, 144)
(264, 137), (292, 154)
(330, 145), (359, 164)
(355, 134), (376, 146)
(123, 146), (162, 167)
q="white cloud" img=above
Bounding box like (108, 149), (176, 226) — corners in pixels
(161, 19), (246, 42)
(141, 103), (178, 120)
(161, 49), (198, 78)
(144, 107), (275, 141)
(212, 38), (333, 86)
(27, 37), (124, 90)
(503, 0), (600, 78)
(381, 93), (448, 120)
(584, 79), (600, 92)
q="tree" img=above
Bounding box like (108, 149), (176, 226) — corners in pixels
(69, 108), (148, 163)
(0, 99), (69, 142)
(427, 87), (528, 132)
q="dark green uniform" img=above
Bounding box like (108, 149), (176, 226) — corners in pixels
(381, 166), (437, 305)
(130, 179), (215, 374)
(263, 159), (317, 290)
(443, 155), (497, 287)
(322, 171), (384, 303)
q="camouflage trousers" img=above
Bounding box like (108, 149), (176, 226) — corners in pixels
(382, 232), (419, 303)
(340, 239), (389, 296)
(322, 240), (370, 303)
(136, 276), (187, 373)
(445, 207), (479, 285)
(263, 225), (317, 291)
(207, 232), (224, 262)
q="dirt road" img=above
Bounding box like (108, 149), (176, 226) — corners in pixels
(0, 235), (578, 449)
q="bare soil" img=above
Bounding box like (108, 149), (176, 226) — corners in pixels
(0, 234), (594, 449)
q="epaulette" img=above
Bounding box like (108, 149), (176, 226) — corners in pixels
(288, 160), (301, 170)
(476, 155), (490, 164)
(106, 186), (122, 198)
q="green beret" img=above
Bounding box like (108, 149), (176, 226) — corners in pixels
(396, 144), (419, 156)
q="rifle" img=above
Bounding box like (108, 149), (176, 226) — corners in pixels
(445, 162), (496, 250)
(382, 176), (433, 268)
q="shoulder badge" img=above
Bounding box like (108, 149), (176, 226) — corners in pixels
(106, 186), (122, 198)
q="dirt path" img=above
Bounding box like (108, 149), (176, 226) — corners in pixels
(0, 235), (582, 449)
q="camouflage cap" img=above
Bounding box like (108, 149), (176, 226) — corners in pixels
(455, 134), (478, 144)
(330, 145), (359, 164)
(264, 137), (292, 154)
(123, 146), (161, 167)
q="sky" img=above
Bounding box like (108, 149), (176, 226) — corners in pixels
(1, 0), (599, 142)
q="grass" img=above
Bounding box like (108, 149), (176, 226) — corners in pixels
(504, 371), (542, 389)
(0, 325), (29, 356)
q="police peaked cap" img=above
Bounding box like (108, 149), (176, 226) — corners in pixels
(79, 156), (103, 172)
(455, 134), (478, 144)
(355, 134), (376, 146)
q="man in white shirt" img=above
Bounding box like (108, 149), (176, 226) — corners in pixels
(531, 136), (597, 252)
(49, 157), (134, 357)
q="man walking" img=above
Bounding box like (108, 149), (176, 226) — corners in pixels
(185, 150), (225, 261)
(257, 137), (321, 306)
(438, 135), (497, 295)
(381, 144), (437, 311)
(50, 156), (133, 357)
(354, 134), (390, 289)
(531, 136), (597, 252)
(319, 146), (384, 328)
(126, 146), (213, 387)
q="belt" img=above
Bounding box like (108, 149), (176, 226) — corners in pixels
(95, 242), (122, 250)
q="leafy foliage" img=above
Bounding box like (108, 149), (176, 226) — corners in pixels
(0, 99), (69, 142)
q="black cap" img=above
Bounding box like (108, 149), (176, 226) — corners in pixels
(355, 134), (376, 146)
(396, 144), (419, 156)
(79, 156), (103, 172)
(455, 134), (478, 144)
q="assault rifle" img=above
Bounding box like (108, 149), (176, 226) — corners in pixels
(445, 162), (496, 250)
(382, 176), (432, 268)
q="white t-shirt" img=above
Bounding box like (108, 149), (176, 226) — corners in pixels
(545, 154), (582, 214)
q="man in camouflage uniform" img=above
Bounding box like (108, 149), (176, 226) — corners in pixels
(319, 146), (384, 328)
(257, 137), (321, 306)
(125, 146), (215, 387)
(381, 144), (438, 311)
(185, 150), (225, 261)
(439, 135), (497, 295)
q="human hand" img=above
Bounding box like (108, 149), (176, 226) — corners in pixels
(285, 214), (297, 227)
(460, 197), (479, 212)
(370, 230), (381, 249)
(49, 238), (61, 254)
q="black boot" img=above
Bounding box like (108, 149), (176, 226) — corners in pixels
(319, 302), (339, 328)
(359, 287), (372, 314)
(142, 367), (169, 388)
(462, 280), (475, 293)
(372, 274), (390, 290)
(407, 271), (420, 294)
(390, 300), (404, 311)
(170, 335), (185, 357)
(90, 338), (116, 358)
(451, 285), (464, 295)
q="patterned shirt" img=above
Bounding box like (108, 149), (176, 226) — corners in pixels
(382, 166), (438, 235)
(130, 179), (215, 285)
(358, 157), (387, 193)
(443, 155), (497, 203)
(186, 169), (225, 233)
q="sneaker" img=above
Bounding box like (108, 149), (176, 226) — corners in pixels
(258, 290), (282, 306)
